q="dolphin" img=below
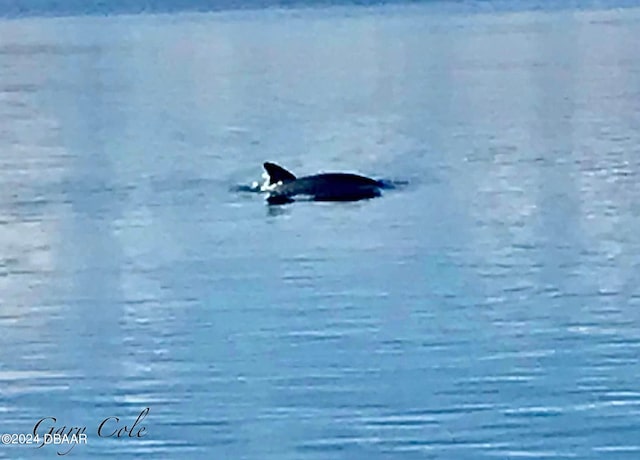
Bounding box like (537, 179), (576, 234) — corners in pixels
(262, 162), (387, 205)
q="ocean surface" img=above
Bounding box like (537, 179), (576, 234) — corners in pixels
(1, 1), (640, 459)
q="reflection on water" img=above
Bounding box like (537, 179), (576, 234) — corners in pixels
(1, 3), (640, 459)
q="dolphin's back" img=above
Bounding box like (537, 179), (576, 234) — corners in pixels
(268, 172), (382, 204)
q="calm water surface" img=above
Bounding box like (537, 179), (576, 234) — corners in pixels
(1, 3), (640, 459)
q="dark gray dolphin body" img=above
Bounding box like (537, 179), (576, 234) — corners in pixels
(263, 162), (385, 205)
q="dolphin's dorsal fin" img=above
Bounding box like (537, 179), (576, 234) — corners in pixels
(263, 162), (296, 185)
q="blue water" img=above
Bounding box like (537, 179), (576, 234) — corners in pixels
(1, 0), (639, 19)
(1, 2), (640, 459)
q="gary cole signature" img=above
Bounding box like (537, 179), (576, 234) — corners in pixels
(32, 407), (149, 455)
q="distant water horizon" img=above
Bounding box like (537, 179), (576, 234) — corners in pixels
(1, 0), (640, 19)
